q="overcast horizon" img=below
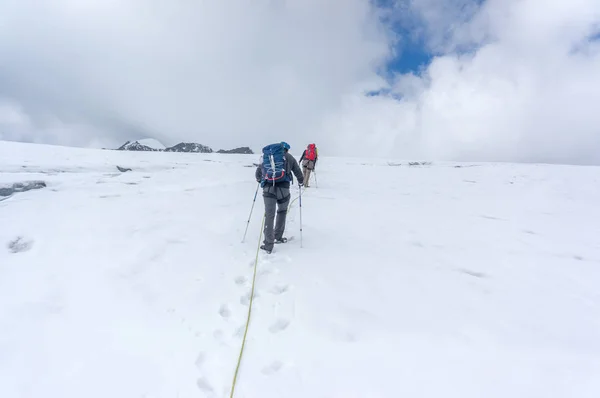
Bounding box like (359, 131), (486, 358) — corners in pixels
(1, 0), (599, 165)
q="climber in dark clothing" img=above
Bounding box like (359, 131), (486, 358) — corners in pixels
(255, 141), (304, 253)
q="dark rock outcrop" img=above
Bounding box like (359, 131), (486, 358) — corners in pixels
(165, 142), (213, 153)
(115, 140), (251, 154)
(117, 166), (132, 172)
(0, 181), (47, 197)
(217, 147), (254, 154)
(8, 236), (33, 253)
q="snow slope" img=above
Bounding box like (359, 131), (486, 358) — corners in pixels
(136, 138), (166, 150)
(1, 141), (600, 398)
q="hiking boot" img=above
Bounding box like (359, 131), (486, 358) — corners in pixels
(260, 245), (273, 254)
(275, 237), (288, 244)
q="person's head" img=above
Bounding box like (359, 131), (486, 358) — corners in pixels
(281, 141), (290, 152)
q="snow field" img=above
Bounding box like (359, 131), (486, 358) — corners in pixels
(1, 141), (600, 397)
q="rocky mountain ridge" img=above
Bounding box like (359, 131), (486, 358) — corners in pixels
(116, 140), (253, 154)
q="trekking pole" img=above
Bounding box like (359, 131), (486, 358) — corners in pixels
(299, 184), (303, 248)
(242, 183), (260, 243)
(314, 169), (318, 188)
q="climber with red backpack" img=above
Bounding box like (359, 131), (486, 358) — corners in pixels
(299, 143), (318, 187)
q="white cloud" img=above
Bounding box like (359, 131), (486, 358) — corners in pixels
(0, 99), (113, 148)
(1, 0), (599, 165)
(323, 0), (600, 164)
(0, 0), (390, 151)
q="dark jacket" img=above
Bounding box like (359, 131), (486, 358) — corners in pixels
(255, 151), (304, 194)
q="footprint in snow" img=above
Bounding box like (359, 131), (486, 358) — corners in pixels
(240, 290), (259, 306)
(195, 352), (206, 369)
(213, 329), (224, 340)
(269, 319), (290, 333)
(196, 377), (214, 393)
(269, 284), (290, 295)
(258, 267), (273, 277)
(219, 304), (231, 319)
(234, 276), (247, 285)
(234, 325), (246, 338)
(262, 360), (283, 375)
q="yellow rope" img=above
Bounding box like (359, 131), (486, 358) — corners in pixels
(289, 169), (316, 210)
(229, 213), (265, 398)
(230, 176), (311, 396)
(287, 186), (306, 212)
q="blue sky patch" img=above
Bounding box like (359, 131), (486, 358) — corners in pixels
(370, 0), (433, 96)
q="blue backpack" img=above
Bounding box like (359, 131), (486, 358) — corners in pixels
(261, 143), (288, 186)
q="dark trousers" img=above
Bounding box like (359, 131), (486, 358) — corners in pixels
(262, 188), (290, 251)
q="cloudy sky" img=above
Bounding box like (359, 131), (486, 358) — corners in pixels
(1, 0), (599, 164)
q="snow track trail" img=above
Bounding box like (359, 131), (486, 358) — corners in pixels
(1, 141), (600, 398)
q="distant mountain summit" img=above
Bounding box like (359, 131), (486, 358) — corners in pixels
(165, 142), (213, 153)
(117, 141), (157, 151)
(217, 146), (253, 154)
(117, 139), (165, 151)
(116, 139), (253, 154)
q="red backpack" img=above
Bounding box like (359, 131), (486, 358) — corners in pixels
(305, 144), (317, 161)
